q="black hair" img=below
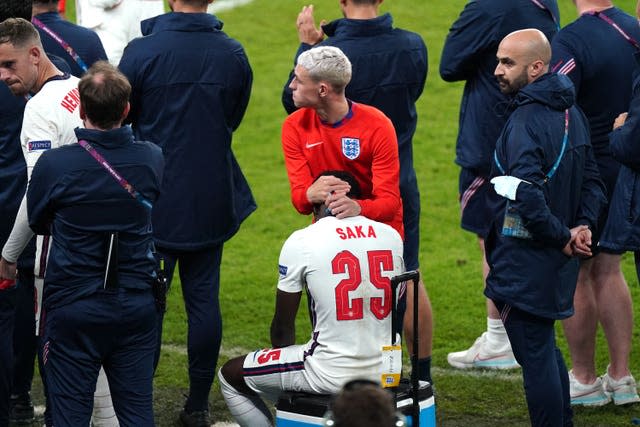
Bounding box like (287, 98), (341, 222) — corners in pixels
(315, 170), (362, 199)
(0, 0), (31, 22)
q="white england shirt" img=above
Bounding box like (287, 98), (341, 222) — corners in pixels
(2, 75), (81, 270)
(277, 215), (405, 389)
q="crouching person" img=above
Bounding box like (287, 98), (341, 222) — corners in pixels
(28, 61), (164, 426)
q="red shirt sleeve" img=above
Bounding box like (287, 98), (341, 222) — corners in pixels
(282, 114), (314, 215)
(358, 114), (401, 224)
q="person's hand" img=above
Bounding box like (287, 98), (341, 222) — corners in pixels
(571, 227), (593, 258)
(561, 225), (590, 257)
(613, 112), (628, 130)
(306, 175), (351, 204)
(296, 5), (326, 45)
(0, 257), (17, 281)
(326, 192), (361, 219)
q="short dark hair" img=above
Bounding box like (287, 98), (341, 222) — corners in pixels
(0, 0), (31, 22)
(315, 170), (362, 199)
(78, 61), (131, 129)
(330, 379), (397, 427)
(0, 17), (40, 47)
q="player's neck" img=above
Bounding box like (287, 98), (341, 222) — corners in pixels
(34, 61), (63, 94)
(576, 0), (613, 15)
(344, 6), (378, 20)
(316, 98), (350, 125)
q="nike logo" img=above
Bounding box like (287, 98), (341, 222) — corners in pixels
(305, 141), (324, 149)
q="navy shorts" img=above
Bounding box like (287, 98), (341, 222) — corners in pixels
(459, 168), (501, 239)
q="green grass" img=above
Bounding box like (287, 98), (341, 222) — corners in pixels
(51, 1), (640, 426)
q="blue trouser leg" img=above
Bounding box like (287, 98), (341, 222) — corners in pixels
(0, 285), (16, 427)
(496, 302), (573, 427)
(43, 289), (156, 427)
(12, 269), (36, 397)
(156, 246), (224, 412)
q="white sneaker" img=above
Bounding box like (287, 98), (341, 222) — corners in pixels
(602, 367), (640, 406)
(447, 332), (519, 369)
(568, 370), (611, 406)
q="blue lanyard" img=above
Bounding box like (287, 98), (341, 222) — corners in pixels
(494, 109), (569, 182)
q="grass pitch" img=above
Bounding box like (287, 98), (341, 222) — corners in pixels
(55, 1), (640, 426)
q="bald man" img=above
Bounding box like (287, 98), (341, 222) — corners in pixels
(486, 29), (606, 426)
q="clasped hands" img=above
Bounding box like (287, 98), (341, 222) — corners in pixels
(306, 175), (361, 218)
(562, 225), (593, 258)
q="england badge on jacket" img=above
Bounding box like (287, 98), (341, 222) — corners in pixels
(342, 137), (360, 160)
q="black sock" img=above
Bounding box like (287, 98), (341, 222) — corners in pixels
(417, 356), (432, 384)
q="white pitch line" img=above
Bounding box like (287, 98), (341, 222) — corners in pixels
(208, 0), (255, 14)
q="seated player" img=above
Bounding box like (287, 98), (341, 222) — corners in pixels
(218, 170), (405, 427)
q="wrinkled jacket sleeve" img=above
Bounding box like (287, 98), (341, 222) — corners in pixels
(118, 48), (141, 126)
(502, 122), (571, 248)
(439, 1), (500, 82)
(610, 76), (640, 171)
(228, 49), (253, 132)
(575, 141), (607, 231)
(27, 152), (55, 236)
(282, 43), (313, 114)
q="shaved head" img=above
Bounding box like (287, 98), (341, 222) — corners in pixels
(501, 28), (551, 66)
(494, 28), (551, 94)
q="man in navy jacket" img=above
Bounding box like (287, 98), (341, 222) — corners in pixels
(32, 0), (107, 77)
(440, 0), (560, 371)
(281, 0), (433, 384)
(550, 0), (640, 406)
(28, 61), (164, 427)
(487, 29), (606, 426)
(118, 0), (256, 425)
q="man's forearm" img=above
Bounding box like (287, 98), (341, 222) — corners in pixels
(2, 196), (34, 263)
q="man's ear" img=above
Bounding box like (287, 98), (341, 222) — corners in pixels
(28, 45), (41, 64)
(530, 59), (545, 78)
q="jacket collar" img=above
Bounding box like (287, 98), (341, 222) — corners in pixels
(74, 126), (135, 148)
(141, 12), (223, 36)
(322, 13), (393, 38)
(32, 11), (62, 23)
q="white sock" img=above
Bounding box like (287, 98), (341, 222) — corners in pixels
(92, 367), (119, 427)
(486, 317), (510, 349)
(218, 369), (272, 427)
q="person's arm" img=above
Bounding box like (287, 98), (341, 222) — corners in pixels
(357, 119), (402, 223)
(281, 5), (325, 114)
(118, 45), (140, 126)
(270, 230), (306, 348)
(610, 74), (640, 170)
(281, 117), (314, 215)
(550, 31), (583, 90)
(270, 290), (302, 348)
(228, 48), (253, 132)
(439, 1), (500, 82)
(26, 151), (56, 237)
(1, 103), (57, 265)
(500, 121), (571, 248)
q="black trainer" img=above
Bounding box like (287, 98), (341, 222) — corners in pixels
(9, 392), (35, 424)
(178, 409), (210, 427)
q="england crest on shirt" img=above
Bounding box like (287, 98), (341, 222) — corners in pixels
(342, 137), (360, 160)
